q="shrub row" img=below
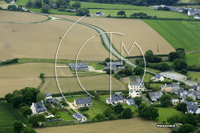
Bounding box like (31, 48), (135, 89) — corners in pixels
(0, 58), (19, 66)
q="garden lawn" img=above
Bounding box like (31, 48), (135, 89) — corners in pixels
(143, 20), (200, 52)
(0, 102), (27, 132)
(122, 103), (138, 116)
(155, 106), (183, 124)
(57, 111), (74, 121)
(77, 99), (110, 121)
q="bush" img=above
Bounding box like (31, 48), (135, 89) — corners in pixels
(40, 73), (45, 78)
(7, 5), (18, 11)
(181, 69), (188, 75)
(76, 8), (89, 16)
(0, 7), (3, 10)
(78, 107), (89, 111)
(41, 4), (51, 13)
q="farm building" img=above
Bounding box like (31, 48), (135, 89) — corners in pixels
(45, 93), (57, 104)
(73, 113), (87, 122)
(74, 97), (93, 108)
(103, 62), (124, 71)
(69, 62), (88, 71)
(126, 99), (135, 106)
(161, 83), (181, 91)
(190, 83), (200, 91)
(30, 100), (47, 115)
(106, 94), (125, 105)
(151, 74), (164, 82)
(95, 11), (105, 16)
(148, 91), (163, 102)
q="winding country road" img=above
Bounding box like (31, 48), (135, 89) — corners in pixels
(7, 1), (198, 86)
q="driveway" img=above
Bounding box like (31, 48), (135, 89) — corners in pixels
(160, 71), (197, 86)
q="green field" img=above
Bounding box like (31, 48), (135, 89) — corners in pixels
(57, 111), (74, 121)
(143, 20), (200, 52)
(0, 102), (27, 132)
(187, 70), (200, 82)
(155, 106), (183, 124)
(90, 9), (190, 18)
(186, 51), (200, 66)
(70, 1), (149, 10)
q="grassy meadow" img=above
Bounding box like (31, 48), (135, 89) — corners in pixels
(143, 20), (200, 52)
(90, 9), (190, 18)
(186, 51), (200, 66)
(0, 102), (27, 132)
(57, 111), (74, 121)
(42, 75), (125, 94)
(187, 71), (200, 82)
(155, 106), (183, 124)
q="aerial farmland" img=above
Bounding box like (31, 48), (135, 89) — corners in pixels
(0, 0), (200, 132)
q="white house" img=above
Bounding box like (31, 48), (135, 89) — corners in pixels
(46, 93), (52, 100)
(126, 99), (135, 106)
(151, 74), (164, 82)
(106, 94), (125, 105)
(128, 82), (144, 91)
(30, 100), (47, 115)
(73, 113), (87, 122)
(188, 9), (196, 16)
(74, 97), (93, 108)
(129, 90), (141, 98)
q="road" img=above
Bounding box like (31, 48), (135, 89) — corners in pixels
(7, 3), (197, 86)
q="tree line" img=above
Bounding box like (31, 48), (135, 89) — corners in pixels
(72, 0), (179, 6)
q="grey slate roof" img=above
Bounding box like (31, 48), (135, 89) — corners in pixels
(148, 92), (163, 101)
(126, 99), (135, 104)
(136, 78), (144, 83)
(155, 74), (162, 79)
(178, 88), (184, 93)
(46, 98), (57, 104)
(129, 82), (144, 88)
(106, 62), (123, 67)
(73, 113), (86, 119)
(69, 62), (88, 71)
(46, 93), (52, 97)
(106, 94), (124, 102)
(34, 102), (47, 113)
(188, 105), (199, 112)
(75, 97), (92, 105)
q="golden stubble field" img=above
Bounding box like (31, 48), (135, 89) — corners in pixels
(53, 15), (175, 56)
(35, 117), (172, 133)
(0, 63), (72, 97)
(0, 10), (48, 23)
(0, 4), (9, 9)
(41, 74), (125, 94)
(0, 11), (115, 61)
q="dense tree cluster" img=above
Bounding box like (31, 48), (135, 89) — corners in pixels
(160, 94), (171, 107)
(5, 87), (40, 108)
(73, 0), (179, 6)
(168, 48), (186, 62)
(138, 103), (159, 120)
(145, 50), (162, 63)
(130, 12), (151, 18)
(76, 8), (90, 16)
(0, 58), (19, 66)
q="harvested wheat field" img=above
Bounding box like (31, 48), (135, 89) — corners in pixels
(35, 117), (172, 133)
(0, 10), (48, 23)
(0, 63), (71, 97)
(41, 74), (125, 94)
(53, 15), (175, 56)
(0, 17), (114, 61)
(0, 4), (9, 9)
